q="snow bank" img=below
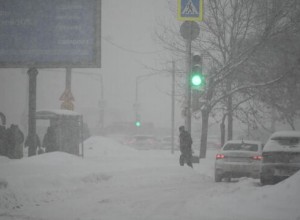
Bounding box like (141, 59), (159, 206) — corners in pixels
(0, 156), (10, 163)
(0, 151), (111, 210)
(0, 135), (299, 220)
(0, 136), (141, 211)
(192, 172), (300, 220)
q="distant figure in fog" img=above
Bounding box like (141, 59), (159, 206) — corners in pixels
(43, 126), (58, 153)
(6, 124), (24, 159)
(179, 125), (193, 168)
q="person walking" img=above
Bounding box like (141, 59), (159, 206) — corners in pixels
(179, 125), (193, 168)
(6, 124), (24, 159)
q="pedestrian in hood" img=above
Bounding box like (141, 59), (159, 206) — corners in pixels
(179, 126), (193, 168)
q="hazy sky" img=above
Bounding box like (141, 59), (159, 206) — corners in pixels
(99, 0), (176, 127)
(0, 0), (184, 133)
(82, 0), (182, 129)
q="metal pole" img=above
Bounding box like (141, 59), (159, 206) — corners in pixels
(185, 38), (192, 133)
(27, 68), (38, 157)
(66, 68), (72, 90)
(100, 74), (104, 101)
(171, 60), (175, 154)
(135, 77), (139, 104)
(133, 73), (161, 127)
(98, 74), (104, 130)
(60, 67), (74, 110)
(135, 77), (140, 124)
(80, 115), (84, 158)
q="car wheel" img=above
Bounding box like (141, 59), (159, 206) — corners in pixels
(215, 172), (222, 182)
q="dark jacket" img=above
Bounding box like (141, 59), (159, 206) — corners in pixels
(6, 124), (24, 159)
(179, 130), (193, 154)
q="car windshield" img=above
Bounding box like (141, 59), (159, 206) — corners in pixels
(223, 143), (258, 152)
(271, 137), (300, 147)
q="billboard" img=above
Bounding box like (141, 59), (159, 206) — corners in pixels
(0, 0), (101, 68)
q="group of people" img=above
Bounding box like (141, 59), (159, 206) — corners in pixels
(0, 124), (24, 159)
(25, 125), (58, 155)
(1, 121), (192, 166)
(0, 123), (59, 158)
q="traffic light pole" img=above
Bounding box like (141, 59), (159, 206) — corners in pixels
(185, 38), (192, 133)
(180, 21), (199, 134)
(180, 21), (201, 159)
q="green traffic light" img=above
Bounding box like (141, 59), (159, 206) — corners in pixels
(135, 121), (141, 127)
(191, 55), (204, 90)
(190, 72), (205, 90)
(191, 74), (202, 86)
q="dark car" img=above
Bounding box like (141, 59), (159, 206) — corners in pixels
(260, 131), (300, 185)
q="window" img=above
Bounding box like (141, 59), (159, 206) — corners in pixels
(223, 143), (258, 152)
(271, 137), (300, 146)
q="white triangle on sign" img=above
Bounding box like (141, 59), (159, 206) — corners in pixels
(182, 0), (198, 15)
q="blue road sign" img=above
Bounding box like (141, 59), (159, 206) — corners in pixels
(0, 0), (101, 68)
(178, 0), (203, 21)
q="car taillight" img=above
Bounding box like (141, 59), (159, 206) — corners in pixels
(216, 154), (225, 159)
(252, 155), (262, 160)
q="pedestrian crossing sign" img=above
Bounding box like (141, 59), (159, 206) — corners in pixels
(178, 0), (203, 21)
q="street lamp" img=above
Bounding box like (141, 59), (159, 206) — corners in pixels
(134, 73), (159, 127)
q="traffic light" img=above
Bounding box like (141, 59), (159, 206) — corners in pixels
(190, 54), (205, 90)
(135, 120), (141, 127)
(135, 113), (141, 127)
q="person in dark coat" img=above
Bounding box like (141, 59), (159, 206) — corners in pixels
(179, 125), (193, 168)
(43, 126), (58, 153)
(6, 124), (24, 159)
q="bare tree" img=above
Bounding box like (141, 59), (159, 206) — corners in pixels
(154, 0), (299, 157)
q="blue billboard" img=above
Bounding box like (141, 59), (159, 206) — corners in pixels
(0, 0), (101, 68)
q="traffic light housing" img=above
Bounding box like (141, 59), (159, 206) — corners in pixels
(190, 54), (205, 90)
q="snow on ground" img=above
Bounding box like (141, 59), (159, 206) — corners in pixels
(0, 136), (299, 220)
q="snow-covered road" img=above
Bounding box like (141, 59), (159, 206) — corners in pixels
(0, 136), (299, 220)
